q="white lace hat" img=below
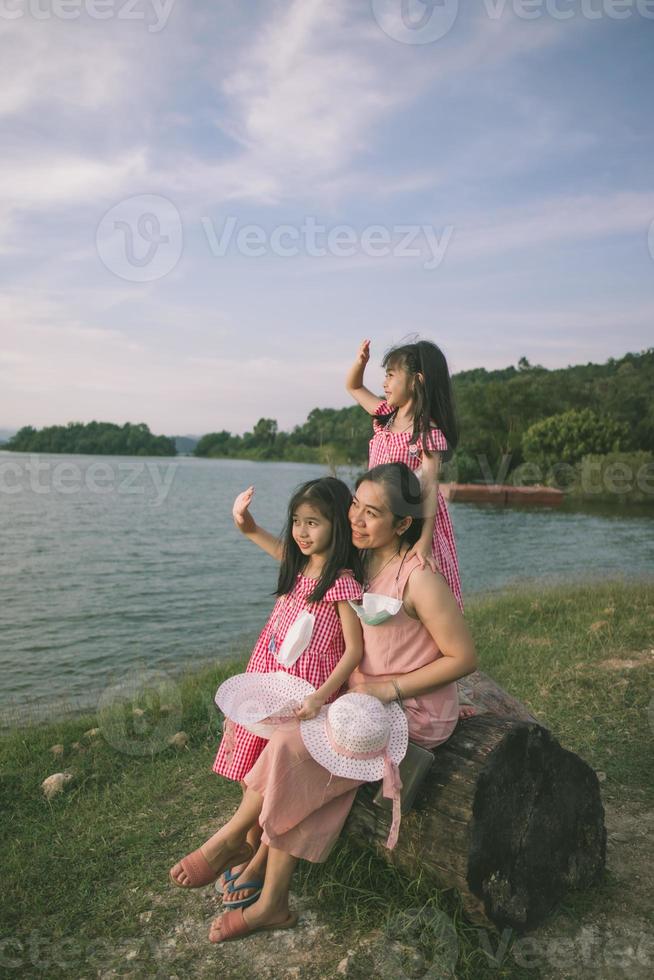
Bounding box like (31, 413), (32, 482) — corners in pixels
(300, 692), (408, 848)
(215, 671), (315, 738)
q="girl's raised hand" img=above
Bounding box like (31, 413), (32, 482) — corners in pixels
(356, 338), (371, 367)
(232, 485), (257, 534)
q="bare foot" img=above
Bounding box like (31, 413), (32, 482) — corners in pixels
(458, 705), (476, 720)
(170, 835), (251, 888)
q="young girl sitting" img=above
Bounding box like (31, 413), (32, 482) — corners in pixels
(178, 478), (364, 901)
(346, 338), (463, 612)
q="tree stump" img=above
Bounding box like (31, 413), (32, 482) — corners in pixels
(343, 671), (606, 932)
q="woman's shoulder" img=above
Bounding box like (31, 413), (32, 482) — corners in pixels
(321, 571), (364, 603)
(399, 553), (444, 595)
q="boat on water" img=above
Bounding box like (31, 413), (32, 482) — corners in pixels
(441, 483), (564, 507)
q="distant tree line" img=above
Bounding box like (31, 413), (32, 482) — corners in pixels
(4, 350), (652, 482)
(195, 349), (654, 482)
(194, 408), (370, 468)
(5, 422), (176, 456)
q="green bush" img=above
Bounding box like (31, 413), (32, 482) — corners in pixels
(522, 409), (628, 471)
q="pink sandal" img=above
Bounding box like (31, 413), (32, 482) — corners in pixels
(169, 842), (253, 889)
(208, 907), (299, 943)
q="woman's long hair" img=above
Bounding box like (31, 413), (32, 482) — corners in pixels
(355, 463), (424, 547)
(277, 477), (364, 602)
(376, 339), (459, 459)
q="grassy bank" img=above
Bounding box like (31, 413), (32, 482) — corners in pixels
(1, 579), (652, 978)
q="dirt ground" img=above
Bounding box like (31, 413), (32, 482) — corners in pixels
(88, 791), (653, 980)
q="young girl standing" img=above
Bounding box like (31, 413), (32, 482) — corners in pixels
(190, 477), (364, 903)
(346, 338), (463, 612)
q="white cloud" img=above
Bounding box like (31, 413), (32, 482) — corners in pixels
(450, 191), (654, 258)
(0, 18), (147, 117)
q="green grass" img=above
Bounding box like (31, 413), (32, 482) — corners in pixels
(1, 579), (652, 978)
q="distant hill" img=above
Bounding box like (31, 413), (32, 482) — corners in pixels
(171, 435), (199, 454)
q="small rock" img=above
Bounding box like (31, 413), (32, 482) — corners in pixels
(167, 731), (189, 749)
(50, 744), (64, 757)
(71, 742), (82, 751)
(139, 911), (153, 924)
(41, 772), (74, 800)
(609, 830), (631, 843)
(132, 707), (145, 717)
(83, 727), (101, 739)
(595, 770), (607, 782)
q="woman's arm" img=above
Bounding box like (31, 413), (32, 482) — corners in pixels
(351, 570), (477, 703)
(232, 486), (284, 561)
(405, 451), (440, 573)
(295, 601), (363, 719)
(345, 338), (383, 416)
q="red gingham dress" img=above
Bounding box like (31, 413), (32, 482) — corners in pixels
(369, 400), (463, 612)
(212, 570), (362, 781)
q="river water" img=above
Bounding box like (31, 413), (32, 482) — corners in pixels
(1, 452), (652, 725)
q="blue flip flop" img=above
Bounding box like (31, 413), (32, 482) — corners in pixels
(222, 874), (265, 911)
(214, 866), (240, 896)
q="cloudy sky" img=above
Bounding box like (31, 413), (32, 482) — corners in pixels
(1, 0), (653, 436)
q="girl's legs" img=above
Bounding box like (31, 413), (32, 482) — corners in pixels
(170, 787), (264, 887)
(209, 846), (298, 942)
(218, 780), (267, 896)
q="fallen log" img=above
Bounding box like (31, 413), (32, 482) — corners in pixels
(343, 673), (606, 933)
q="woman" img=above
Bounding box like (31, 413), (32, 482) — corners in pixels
(169, 462), (477, 943)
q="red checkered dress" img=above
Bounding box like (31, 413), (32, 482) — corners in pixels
(369, 401), (463, 612)
(212, 570), (363, 781)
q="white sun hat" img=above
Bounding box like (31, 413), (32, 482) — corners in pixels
(300, 692), (408, 849)
(215, 671), (315, 738)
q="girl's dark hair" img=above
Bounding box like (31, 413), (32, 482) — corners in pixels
(376, 339), (459, 460)
(277, 477), (364, 602)
(355, 463), (424, 547)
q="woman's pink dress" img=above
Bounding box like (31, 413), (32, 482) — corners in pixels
(213, 571), (362, 781)
(243, 554), (460, 862)
(369, 399), (463, 611)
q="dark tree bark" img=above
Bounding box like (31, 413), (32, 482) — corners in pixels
(343, 673), (606, 932)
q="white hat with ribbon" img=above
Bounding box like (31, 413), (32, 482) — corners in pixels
(215, 671), (315, 738)
(300, 692), (408, 849)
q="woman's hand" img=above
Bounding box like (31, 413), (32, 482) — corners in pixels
(232, 486), (257, 534)
(348, 679), (396, 704)
(405, 540), (438, 574)
(295, 693), (325, 721)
